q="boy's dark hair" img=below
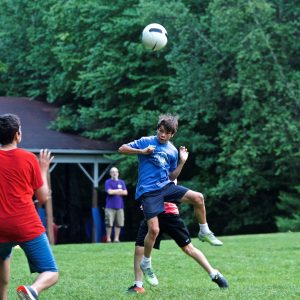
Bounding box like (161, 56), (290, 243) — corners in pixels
(0, 114), (21, 145)
(157, 114), (178, 134)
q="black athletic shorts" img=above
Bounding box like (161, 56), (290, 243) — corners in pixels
(135, 213), (191, 249)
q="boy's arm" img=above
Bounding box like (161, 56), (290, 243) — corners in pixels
(35, 149), (54, 204)
(118, 144), (155, 155)
(169, 146), (188, 180)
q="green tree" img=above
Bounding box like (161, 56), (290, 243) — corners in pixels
(276, 186), (300, 232)
(0, 0), (56, 96)
(166, 0), (300, 233)
(0, 0), (299, 236)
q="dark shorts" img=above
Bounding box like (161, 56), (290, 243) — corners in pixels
(139, 183), (189, 220)
(0, 232), (58, 273)
(135, 213), (191, 249)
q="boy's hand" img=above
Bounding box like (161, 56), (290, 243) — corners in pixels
(142, 145), (156, 155)
(179, 146), (188, 162)
(39, 149), (54, 171)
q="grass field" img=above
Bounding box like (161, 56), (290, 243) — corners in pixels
(8, 232), (300, 300)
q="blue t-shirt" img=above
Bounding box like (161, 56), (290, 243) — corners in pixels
(105, 178), (127, 209)
(128, 135), (178, 199)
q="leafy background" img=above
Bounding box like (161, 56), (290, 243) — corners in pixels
(0, 0), (299, 237)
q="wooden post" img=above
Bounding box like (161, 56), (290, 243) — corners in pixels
(45, 171), (54, 245)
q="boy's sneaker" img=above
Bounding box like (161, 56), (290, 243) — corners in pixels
(212, 273), (229, 288)
(127, 285), (145, 294)
(140, 263), (159, 286)
(16, 285), (39, 300)
(198, 231), (223, 246)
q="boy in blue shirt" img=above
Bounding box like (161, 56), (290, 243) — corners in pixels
(118, 114), (222, 286)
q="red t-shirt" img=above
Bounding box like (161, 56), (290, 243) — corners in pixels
(164, 202), (179, 215)
(0, 148), (45, 242)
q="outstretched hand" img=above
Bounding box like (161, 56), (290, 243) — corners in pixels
(179, 146), (188, 163)
(39, 149), (54, 172)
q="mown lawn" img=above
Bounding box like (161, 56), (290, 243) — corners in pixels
(8, 232), (300, 299)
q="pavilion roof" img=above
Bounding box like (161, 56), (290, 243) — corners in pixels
(0, 97), (118, 154)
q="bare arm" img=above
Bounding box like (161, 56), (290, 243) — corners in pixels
(107, 188), (128, 196)
(34, 149), (54, 205)
(169, 146), (188, 181)
(118, 144), (155, 155)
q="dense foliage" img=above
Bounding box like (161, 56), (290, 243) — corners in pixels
(0, 0), (299, 235)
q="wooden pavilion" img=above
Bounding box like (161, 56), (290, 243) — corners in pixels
(0, 97), (119, 244)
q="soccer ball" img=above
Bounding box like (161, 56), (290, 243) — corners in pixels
(142, 23), (168, 51)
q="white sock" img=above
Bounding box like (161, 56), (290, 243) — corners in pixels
(199, 223), (210, 234)
(141, 256), (151, 268)
(209, 269), (218, 279)
(134, 281), (143, 288)
(30, 286), (38, 296)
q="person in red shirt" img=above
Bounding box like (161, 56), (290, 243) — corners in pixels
(127, 201), (229, 293)
(0, 114), (59, 300)
(127, 180), (228, 293)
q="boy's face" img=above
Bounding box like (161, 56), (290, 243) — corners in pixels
(156, 125), (174, 144)
(17, 126), (22, 143)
